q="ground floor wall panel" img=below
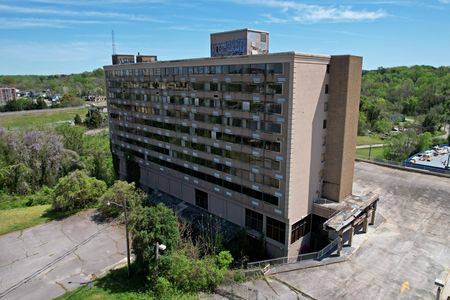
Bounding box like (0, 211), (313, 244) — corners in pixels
(138, 162), (291, 258)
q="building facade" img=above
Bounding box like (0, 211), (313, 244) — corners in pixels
(0, 87), (16, 106)
(104, 41), (362, 257)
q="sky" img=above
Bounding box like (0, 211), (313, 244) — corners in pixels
(0, 0), (449, 75)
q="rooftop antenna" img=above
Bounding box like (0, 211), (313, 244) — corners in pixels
(112, 30), (116, 55)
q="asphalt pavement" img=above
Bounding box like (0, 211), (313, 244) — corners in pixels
(213, 161), (450, 300)
(0, 209), (126, 300)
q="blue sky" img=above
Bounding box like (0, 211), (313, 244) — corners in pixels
(0, 0), (449, 75)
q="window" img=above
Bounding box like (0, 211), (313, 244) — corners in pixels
(195, 189), (208, 210)
(228, 64), (243, 74)
(326, 64), (330, 74)
(267, 63), (283, 74)
(325, 84), (329, 94)
(245, 209), (263, 232)
(291, 215), (312, 244)
(266, 217), (286, 243)
(242, 101), (250, 112)
(323, 120), (327, 129)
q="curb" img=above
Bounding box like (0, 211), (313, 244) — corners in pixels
(356, 158), (450, 179)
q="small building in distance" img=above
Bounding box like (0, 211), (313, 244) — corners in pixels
(0, 87), (16, 106)
(87, 95), (107, 102)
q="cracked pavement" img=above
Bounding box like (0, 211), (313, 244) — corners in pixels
(0, 209), (126, 300)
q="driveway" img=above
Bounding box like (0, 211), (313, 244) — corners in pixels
(216, 162), (450, 299)
(0, 209), (126, 300)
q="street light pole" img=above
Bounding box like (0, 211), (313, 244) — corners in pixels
(107, 200), (131, 278)
(123, 199), (131, 278)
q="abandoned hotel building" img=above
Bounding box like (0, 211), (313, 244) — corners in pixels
(104, 29), (379, 258)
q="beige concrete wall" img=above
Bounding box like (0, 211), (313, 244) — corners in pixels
(285, 58), (329, 228)
(322, 55), (362, 201)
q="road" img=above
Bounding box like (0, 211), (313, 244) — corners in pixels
(0, 209), (126, 300)
(356, 143), (385, 149)
(216, 161), (450, 299)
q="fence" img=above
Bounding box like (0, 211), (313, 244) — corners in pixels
(246, 238), (339, 270)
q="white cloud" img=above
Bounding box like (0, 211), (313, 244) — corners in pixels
(232, 0), (387, 23)
(0, 4), (165, 23)
(0, 17), (104, 29)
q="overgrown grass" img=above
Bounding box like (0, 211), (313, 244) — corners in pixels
(0, 204), (51, 235)
(356, 146), (386, 160)
(56, 267), (197, 300)
(0, 107), (87, 129)
(356, 135), (385, 145)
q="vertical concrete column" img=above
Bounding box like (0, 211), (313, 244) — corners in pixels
(348, 227), (354, 247)
(322, 55), (363, 202)
(370, 203), (377, 225)
(337, 231), (343, 256)
(363, 215), (369, 233)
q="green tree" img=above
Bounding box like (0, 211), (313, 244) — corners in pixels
(416, 132), (432, 152)
(59, 94), (84, 108)
(131, 203), (180, 275)
(373, 117), (393, 134)
(84, 110), (104, 129)
(81, 133), (115, 185)
(74, 114), (83, 125)
(51, 170), (106, 212)
(99, 181), (144, 218)
(383, 131), (418, 161)
(358, 111), (369, 135)
(55, 124), (85, 154)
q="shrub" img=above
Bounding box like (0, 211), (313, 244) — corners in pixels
(158, 250), (232, 293)
(216, 251), (233, 269)
(131, 204), (180, 275)
(51, 170), (106, 212)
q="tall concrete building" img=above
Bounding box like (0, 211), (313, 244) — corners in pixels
(0, 87), (16, 106)
(104, 29), (366, 257)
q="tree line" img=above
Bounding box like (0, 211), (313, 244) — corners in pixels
(359, 65), (449, 136)
(0, 68), (106, 97)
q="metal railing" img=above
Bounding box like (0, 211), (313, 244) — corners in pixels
(246, 238), (339, 270)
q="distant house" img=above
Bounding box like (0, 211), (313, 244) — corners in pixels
(0, 87), (16, 106)
(87, 95), (107, 102)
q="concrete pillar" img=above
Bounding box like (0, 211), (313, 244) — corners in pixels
(370, 204), (377, 225)
(348, 227), (354, 247)
(363, 215), (368, 233)
(337, 231), (343, 256)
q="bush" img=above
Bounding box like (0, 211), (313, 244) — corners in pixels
(74, 114), (83, 125)
(216, 250), (233, 269)
(131, 204), (180, 275)
(159, 250), (232, 293)
(51, 170), (106, 212)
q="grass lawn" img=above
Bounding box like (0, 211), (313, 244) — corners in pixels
(356, 146), (386, 160)
(56, 267), (197, 300)
(0, 204), (51, 236)
(0, 107), (87, 129)
(356, 135), (385, 145)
